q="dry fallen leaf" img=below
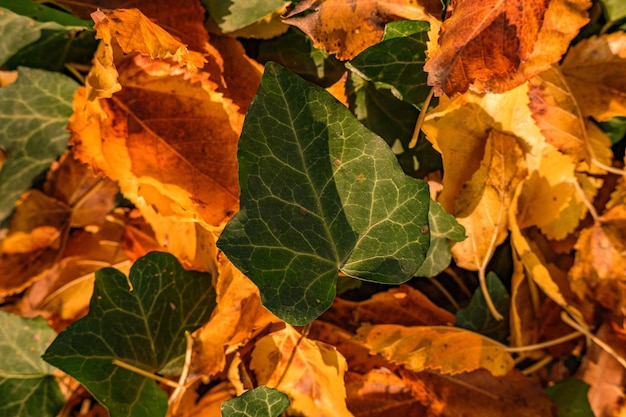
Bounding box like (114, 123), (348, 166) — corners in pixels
(425, 0), (590, 96)
(451, 130), (527, 270)
(561, 31), (626, 121)
(400, 368), (556, 416)
(355, 324), (515, 376)
(250, 324), (354, 417)
(283, 0), (440, 60)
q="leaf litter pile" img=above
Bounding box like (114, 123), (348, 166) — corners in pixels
(1, 0), (626, 416)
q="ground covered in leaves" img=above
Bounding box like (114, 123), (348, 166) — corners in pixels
(1, 0), (626, 416)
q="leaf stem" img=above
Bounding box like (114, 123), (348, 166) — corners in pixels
(409, 87), (434, 149)
(274, 324), (310, 388)
(572, 179), (600, 223)
(520, 355), (553, 375)
(560, 311), (626, 370)
(503, 331), (582, 353)
(111, 359), (182, 389)
(592, 158), (626, 176)
(429, 277), (460, 310)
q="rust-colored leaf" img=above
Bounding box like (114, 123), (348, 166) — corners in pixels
(425, 0), (590, 96)
(355, 324), (514, 376)
(250, 325), (354, 417)
(400, 368), (556, 416)
(283, 0), (440, 60)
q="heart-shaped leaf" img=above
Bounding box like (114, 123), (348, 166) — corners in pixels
(218, 63), (433, 324)
(43, 252), (217, 417)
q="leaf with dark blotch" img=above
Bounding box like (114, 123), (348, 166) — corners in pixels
(43, 252), (217, 417)
(218, 63), (435, 325)
(221, 386), (290, 417)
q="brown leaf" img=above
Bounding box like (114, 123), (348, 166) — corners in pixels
(345, 369), (426, 417)
(451, 130), (527, 270)
(250, 324), (354, 417)
(283, 0), (440, 60)
(569, 205), (626, 313)
(355, 324), (515, 376)
(400, 368), (556, 417)
(562, 32), (626, 121)
(426, 0), (590, 96)
(322, 285), (454, 332)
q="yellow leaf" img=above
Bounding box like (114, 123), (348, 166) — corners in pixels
(562, 31), (626, 121)
(251, 325), (354, 417)
(451, 130), (527, 270)
(355, 324), (514, 376)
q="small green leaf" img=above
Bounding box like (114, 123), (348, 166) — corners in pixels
(347, 73), (442, 178)
(455, 272), (510, 342)
(347, 21), (431, 108)
(205, 0), (285, 33)
(221, 386), (290, 417)
(43, 252), (217, 417)
(218, 63), (432, 324)
(0, 311), (64, 417)
(257, 27), (345, 88)
(601, 0), (626, 22)
(0, 67), (78, 223)
(0, 2), (96, 71)
(598, 116), (626, 145)
(415, 200), (466, 277)
(546, 378), (595, 417)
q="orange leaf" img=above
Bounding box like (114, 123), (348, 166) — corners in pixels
(283, 0), (440, 60)
(250, 325), (354, 417)
(562, 32), (626, 121)
(355, 324), (514, 376)
(425, 0), (590, 96)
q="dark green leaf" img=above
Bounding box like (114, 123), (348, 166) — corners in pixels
(415, 200), (466, 277)
(0, 67), (78, 223)
(455, 272), (510, 342)
(347, 21), (431, 108)
(205, 0), (285, 33)
(546, 378), (595, 417)
(43, 252), (217, 417)
(0, 3), (96, 71)
(218, 63), (432, 325)
(221, 386), (290, 417)
(598, 116), (626, 145)
(0, 311), (64, 417)
(348, 73), (442, 178)
(256, 27), (345, 88)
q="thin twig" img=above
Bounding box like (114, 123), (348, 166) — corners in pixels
(504, 331), (583, 353)
(409, 87), (435, 149)
(111, 359), (182, 389)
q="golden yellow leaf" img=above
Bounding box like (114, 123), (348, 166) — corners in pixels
(451, 130), (527, 270)
(562, 31), (626, 121)
(0, 70), (18, 86)
(250, 325), (354, 417)
(355, 324), (514, 376)
(190, 256), (278, 379)
(92, 8), (206, 70)
(283, 0), (440, 60)
(509, 252), (541, 352)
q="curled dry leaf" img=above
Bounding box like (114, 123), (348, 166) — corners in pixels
(283, 0), (441, 60)
(569, 205), (626, 313)
(561, 31), (626, 121)
(425, 0), (590, 96)
(250, 324), (354, 417)
(355, 324), (515, 376)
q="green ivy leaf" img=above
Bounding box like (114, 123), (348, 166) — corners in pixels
(455, 271), (510, 342)
(347, 21), (431, 108)
(600, 0), (626, 22)
(42, 252), (217, 417)
(0, 67), (78, 223)
(0, 1), (95, 71)
(218, 63), (432, 325)
(415, 200), (466, 277)
(221, 386), (290, 417)
(204, 0), (285, 33)
(257, 27), (345, 88)
(0, 311), (64, 417)
(546, 378), (595, 417)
